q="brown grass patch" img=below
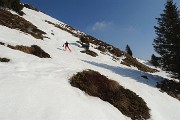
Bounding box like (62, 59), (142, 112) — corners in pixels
(70, 69), (150, 120)
(0, 57), (10, 62)
(80, 50), (98, 57)
(0, 9), (46, 39)
(0, 41), (50, 58)
(12, 45), (51, 58)
(121, 54), (158, 73)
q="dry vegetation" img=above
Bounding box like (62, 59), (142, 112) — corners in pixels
(0, 9), (46, 39)
(70, 69), (150, 120)
(11, 45), (50, 58)
(121, 53), (159, 73)
(80, 50), (98, 57)
(0, 41), (50, 58)
(0, 57), (10, 62)
(157, 79), (180, 101)
(45, 20), (82, 38)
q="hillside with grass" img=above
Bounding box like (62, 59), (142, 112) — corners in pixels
(0, 4), (180, 120)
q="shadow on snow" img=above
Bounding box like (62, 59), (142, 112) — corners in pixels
(82, 60), (163, 88)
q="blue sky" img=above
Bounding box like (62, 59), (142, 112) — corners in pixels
(21, 0), (180, 60)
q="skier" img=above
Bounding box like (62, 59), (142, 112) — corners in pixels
(63, 41), (71, 52)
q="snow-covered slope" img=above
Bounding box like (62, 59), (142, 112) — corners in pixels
(0, 7), (180, 120)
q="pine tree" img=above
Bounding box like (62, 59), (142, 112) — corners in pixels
(150, 54), (160, 67)
(125, 44), (133, 56)
(0, 0), (23, 15)
(153, 0), (180, 80)
(11, 0), (23, 12)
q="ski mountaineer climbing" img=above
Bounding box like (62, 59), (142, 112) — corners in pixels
(63, 41), (71, 52)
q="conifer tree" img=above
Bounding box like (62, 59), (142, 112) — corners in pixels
(125, 44), (133, 56)
(150, 54), (160, 67)
(153, 0), (180, 80)
(11, 0), (23, 12)
(0, 0), (23, 15)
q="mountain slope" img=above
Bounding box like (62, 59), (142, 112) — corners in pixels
(0, 7), (180, 120)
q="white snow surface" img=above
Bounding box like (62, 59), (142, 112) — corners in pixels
(0, 8), (180, 120)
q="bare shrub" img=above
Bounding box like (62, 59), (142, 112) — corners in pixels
(80, 50), (98, 57)
(14, 45), (33, 54)
(0, 57), (10, 62)
(31, 45), (50, 58)
(0, 41), (50, 58)
(121, 54), (158, 73)
(0, 41), (5, 45)
(0, 9), (46, 39)
(70, 69), (150, 120)
(13, 45), (51, 58)
(96, 46), (107, 52)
